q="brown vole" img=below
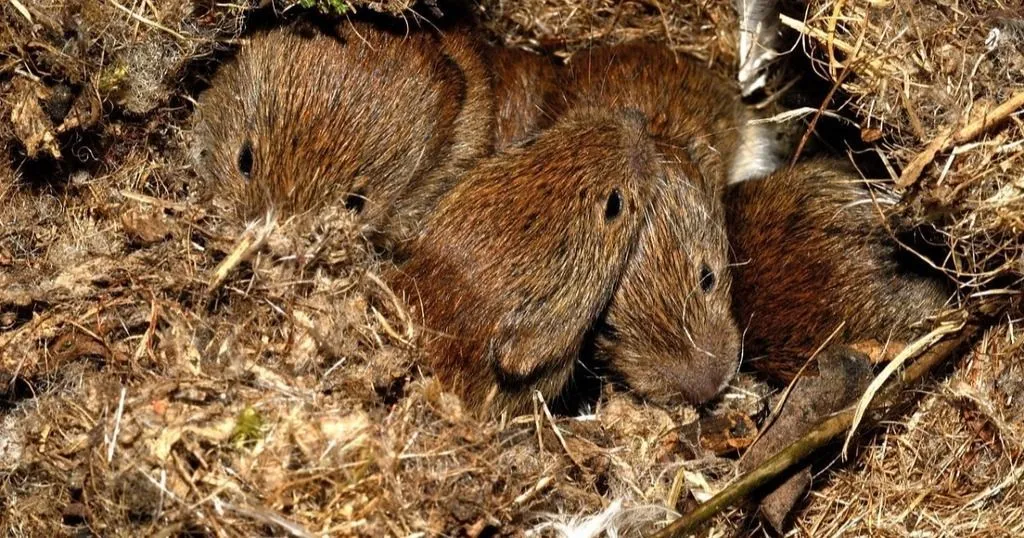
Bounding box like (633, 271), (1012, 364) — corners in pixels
(556, 42), (785, 185)
(392, 108), (741, 413)
(487, 46), (561, 151)
(594, 151), (741, 406)
(192, 23), (494, 247)
(727, 159), (953, 530)
(726, 160), (952, 381)
(545, 43), (760, 404)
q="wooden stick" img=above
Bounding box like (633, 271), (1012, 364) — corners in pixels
(206, 215), (276, 296)
(649, 323), (977, 538)
(898, 91), (1024, 187)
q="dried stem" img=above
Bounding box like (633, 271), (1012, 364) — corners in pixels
(649, 321), (978, 538)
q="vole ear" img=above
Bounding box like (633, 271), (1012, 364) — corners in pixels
(481, 188), (654, 400)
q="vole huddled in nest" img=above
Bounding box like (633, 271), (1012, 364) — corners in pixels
(192, 20), (951, 424)
(193, 25), (748, 413)
(192, 23), (493, 250)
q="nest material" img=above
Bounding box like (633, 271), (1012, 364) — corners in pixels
(793, 1), (1024, 292)
(1, 0), (1022, 536)
(479, 0), (739, 65)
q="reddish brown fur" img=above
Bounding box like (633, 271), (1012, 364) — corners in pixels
(727, 160), (952, 380)
(557, 43), (748, 186)
(487, 47), (562, 150)
(392, 109), (662, 413)
(390, 43), (747, 409)
(550, 44), (746, 405)
(192, 23), (494, 247)
(596, 153), (740, 405)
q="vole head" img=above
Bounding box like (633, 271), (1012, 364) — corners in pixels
(192, 25), (467, 235)
(598, 153), (741, 406)
(394, 107), (659, 413)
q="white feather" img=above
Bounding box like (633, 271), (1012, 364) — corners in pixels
(527, 499), (675, 538)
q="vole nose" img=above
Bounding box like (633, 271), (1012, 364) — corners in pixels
(681, 345), (741, 405)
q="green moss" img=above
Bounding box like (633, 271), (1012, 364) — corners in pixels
(296, 0), (351, 15)
(230, 406), (265, 449)
(97, 64), (129, 97)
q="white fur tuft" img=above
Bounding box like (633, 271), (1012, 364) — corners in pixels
(527, 499), (674, 538)
(730, 121), (785, 183)
(735, 0), (782, 97)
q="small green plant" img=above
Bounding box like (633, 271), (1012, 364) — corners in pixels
(297, 0), (351, 15)
(230, 406), (265, 449)
(97, 64), (129, 97)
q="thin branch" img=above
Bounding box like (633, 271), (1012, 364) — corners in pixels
(898, 90), (1024, 187)
(649, 321), (977, 538)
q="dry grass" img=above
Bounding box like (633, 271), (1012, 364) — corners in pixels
(777, 2), (1024, 535)
(479, 0), (738, 65)
(1, 0), (1022, 536)
(792, 1), (1024, 293)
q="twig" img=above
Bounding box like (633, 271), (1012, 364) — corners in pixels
(107, 387), (128, 463)
(106, 0), (193, 42)
(8, 0), (31, 23)
(512, 475), (553, 506)
(536, 391), (584, 469)
(898, 90), (1024, 187)
(843, 318), (964, 456)
(120, 190), (191, 212)
(206, 214), (276, 296)
(365, 271), (415, 343)
(218, 500), (315, 538)
(779, 14), (887, 78)
(738, 322), (845, 468)
(648, 321), (977, 538)
(786, 9), (869, 166)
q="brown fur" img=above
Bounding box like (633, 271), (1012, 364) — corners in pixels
(487, 47), (562, 151)
(192, 23), (495, 247)
(595, 152), (740, 406)
(391, 109), (662, 413)
(556, 43), (749, 185)
(550, 44), (747, 404)
(391, 43), (747, 409)
(727, 160), (952, 380)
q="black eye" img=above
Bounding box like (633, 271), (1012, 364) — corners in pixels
(237, 141), (254, 180)
(605, 188), (622, 221)
(345, 190), (366, 214)
(699, 263), (716, 293)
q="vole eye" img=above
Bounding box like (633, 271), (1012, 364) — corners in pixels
(237, 140), (254, 180)
(605, 188), (622, 221)
(345, 190), (366, 214)
(699, 263), (716, 293)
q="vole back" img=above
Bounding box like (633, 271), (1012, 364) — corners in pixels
(727, 160), (952, 380)
(558, 42), (783, 185)
(487, 47), (562, 151)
